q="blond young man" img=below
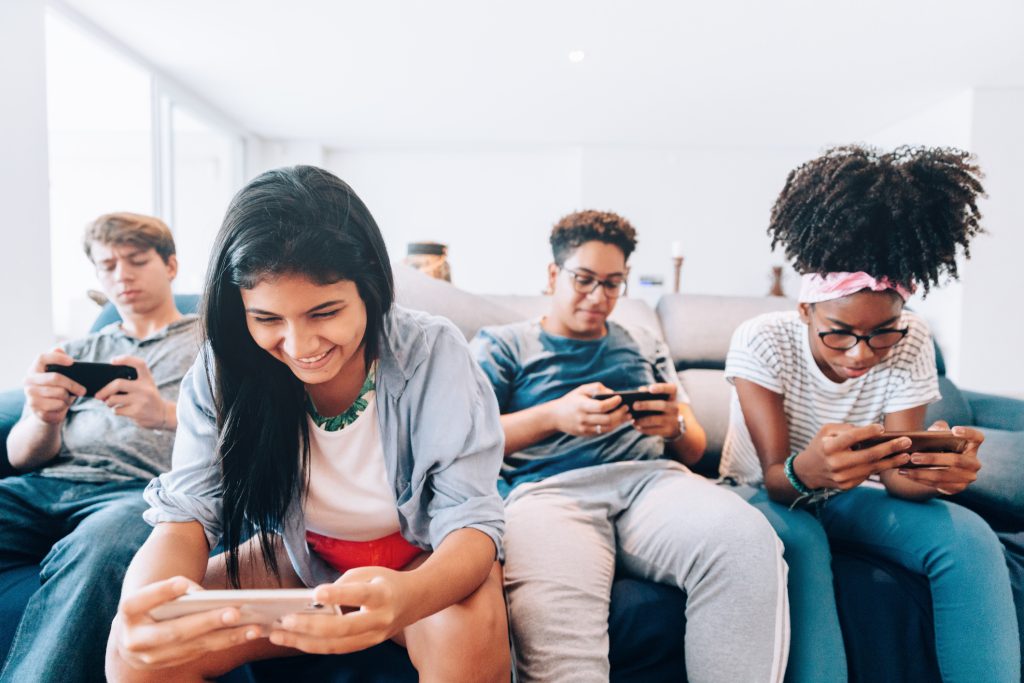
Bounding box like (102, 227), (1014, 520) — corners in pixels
(1, 213), (199, 683)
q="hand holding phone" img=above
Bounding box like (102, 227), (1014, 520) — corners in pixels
(149, 589), (342, 626)
(853, 430), (967, 469)
(591, 390), (671, 419)
(550, 383), (632, 437)
(113, 577), (261, 671)
(24, 348), (87, 424)
(45, 361), (138, 397)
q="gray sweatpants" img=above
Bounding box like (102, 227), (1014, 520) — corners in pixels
(503, 460), (789, 683)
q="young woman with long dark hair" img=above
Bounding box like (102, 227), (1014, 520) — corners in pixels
(105, 166), (510, 682)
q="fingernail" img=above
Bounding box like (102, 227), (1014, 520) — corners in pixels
(952, 427), (965, 436)
(222, 610), (237, 624)
(246, 629), (259, 640)
(897, 469), (908, 475)
(280, 616), (295, 629)
(910, 455), (923, 464)
(899, 438), (913, 448)
(269, 633), (282, 645)
(171, 579), (189, 593)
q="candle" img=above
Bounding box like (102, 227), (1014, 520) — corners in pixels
(671, 241), (683, 258)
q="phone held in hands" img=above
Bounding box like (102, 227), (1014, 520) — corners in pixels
(148, 589), (342, 626)
(592, 390), (671, 419)
(45, 362), (138, 397)
(853, 430), (967, 469)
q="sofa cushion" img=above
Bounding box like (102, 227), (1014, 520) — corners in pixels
(657, 294), (795, 370)
(393, 265), (523, 340)
(926, 376), (974, 428)
(677, 369), (731, 477)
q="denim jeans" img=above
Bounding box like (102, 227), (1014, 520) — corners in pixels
(0, 474), (151, 683)
(733, 484), (1021, 683)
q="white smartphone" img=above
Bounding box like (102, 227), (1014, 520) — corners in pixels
(148, 589), (342, 626)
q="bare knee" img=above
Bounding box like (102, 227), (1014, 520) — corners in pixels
(407, 563), (511, 683)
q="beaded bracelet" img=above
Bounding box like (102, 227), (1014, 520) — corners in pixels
(783, 452), (813, 495)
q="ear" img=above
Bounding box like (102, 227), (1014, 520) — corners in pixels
(545, 263), (559, 295)
(797, 302), (812, 324)
(165, 254), (179, 281)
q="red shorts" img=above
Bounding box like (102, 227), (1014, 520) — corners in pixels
(306, 530), (423, 574)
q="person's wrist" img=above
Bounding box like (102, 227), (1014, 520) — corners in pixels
(784, 452), (815, 495)
(664, 413), (686, 442)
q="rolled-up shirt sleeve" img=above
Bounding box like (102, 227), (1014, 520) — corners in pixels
(415, 326), (506, 560)
(143, 349), (224, 551)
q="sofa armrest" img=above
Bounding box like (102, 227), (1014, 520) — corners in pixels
(964, 391), (1024, 432)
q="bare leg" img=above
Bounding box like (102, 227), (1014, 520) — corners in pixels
(401, 560), (511, 683)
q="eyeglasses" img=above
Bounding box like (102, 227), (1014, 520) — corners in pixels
(817, 327), (909, 351)
(561, 267), (627, 298)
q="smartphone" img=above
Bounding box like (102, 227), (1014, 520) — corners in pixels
(45, 362), (137, 397)
(148, 589), (343, 626)
(853, 430), (968, 469)
(592, 390), (671, 419)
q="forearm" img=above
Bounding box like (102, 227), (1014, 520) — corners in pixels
(121, 521), (210, 598)
(403, 527), (496, 623)
(500, 404), (557, 455)
(6, 416), (62, 471)
(763, 461), (804, 505)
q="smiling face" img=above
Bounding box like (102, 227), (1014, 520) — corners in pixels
(90, 241), (177, 317)
(240, 274), (368, 389)
(799, 289), (905, 383)
(544, 240), (628, 340)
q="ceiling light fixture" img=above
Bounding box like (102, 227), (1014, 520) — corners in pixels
(568, 50), (585, 63)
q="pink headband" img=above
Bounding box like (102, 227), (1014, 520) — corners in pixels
(797, 272), (915, 304)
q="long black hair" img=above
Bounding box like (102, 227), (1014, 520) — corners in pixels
(201, 165), (394, 586)
(768, 145), (986, 295)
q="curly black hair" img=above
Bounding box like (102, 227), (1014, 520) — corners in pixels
(550, 210), (638, 265)
(768, 145), (986, 295)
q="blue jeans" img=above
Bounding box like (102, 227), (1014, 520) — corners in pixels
(0, 474), (152, 683)
(734, 484), (1021, 683)
(731, 485), (846, 683)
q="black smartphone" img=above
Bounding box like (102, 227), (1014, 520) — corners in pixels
(592, 390), (671, 419)
(853, 430), (967, 469)
(45, 362), (138, 397)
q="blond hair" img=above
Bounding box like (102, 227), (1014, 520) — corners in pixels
(83, 212), (176, 264)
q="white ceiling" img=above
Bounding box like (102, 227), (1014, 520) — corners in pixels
(59, 0), (1024, 147)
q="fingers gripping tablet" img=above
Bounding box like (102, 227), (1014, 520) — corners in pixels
(148, 589), (342, 626)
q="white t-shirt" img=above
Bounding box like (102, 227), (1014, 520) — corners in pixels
(720, 310), (941, 486)
(303, 392), (400, 541)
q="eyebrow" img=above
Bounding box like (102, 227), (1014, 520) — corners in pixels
(825, 315), (902, 329)
(572, 266), (627, 278)
(245, 300), (346, 316)
(98, 249), (145, 263)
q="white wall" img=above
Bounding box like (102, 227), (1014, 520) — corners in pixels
(326, 147), (584, 297)
(323, 145), (817, 305)
(0, 0), (53, 387)
(959, 88), (1024, 396)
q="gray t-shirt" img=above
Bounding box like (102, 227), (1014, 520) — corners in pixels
(31, 315), (200, 483)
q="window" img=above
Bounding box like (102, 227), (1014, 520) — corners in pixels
(45, 8), (153, 338)
(44, 7), (246, 338)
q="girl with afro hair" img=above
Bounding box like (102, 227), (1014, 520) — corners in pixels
(721, 145), (1019, 683)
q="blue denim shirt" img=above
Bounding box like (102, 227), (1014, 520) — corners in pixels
(143, 305), (505, 587)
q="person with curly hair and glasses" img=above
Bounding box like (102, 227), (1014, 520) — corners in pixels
(472, 210), (790, 683)
(721, 145), (1019, 683)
